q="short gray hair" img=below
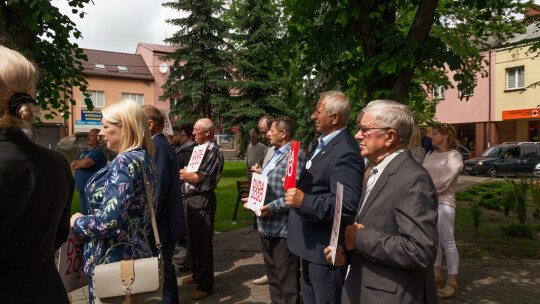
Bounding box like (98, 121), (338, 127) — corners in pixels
(320, 90), (351, 124)
(363, 100), (414, 143)
(274, 116), (295, 139)
(197, 118), (215, 133)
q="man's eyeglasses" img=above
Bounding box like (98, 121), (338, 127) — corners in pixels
(357, 126), (391, 137)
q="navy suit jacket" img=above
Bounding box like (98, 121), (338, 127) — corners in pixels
(152, 133), (185, 243)
(287, 130), (364, 265)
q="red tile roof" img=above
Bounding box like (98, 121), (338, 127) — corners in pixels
(81, 49), (154, 81)
(137, 42), (180, 54)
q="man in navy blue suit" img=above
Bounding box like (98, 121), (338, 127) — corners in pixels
(285, 91), (365, 303)
(142, 105), (185, 304)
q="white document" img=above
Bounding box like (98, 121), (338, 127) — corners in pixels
(186, 143), (209, 173)
(330, 182), (344, 265)
(247, 173), (269, 216)
(58, 229), (88, 292)
(160, 109), (174, 136)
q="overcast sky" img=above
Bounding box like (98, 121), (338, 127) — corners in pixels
(53, 0), (183, 53)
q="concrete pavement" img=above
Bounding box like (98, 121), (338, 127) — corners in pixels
(69, 175), (540, 303)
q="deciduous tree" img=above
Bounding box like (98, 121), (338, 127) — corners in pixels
(0, 0), (92, 119)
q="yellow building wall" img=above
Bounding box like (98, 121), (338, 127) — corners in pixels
(495, 45), (540, 121)
(69, 76), (154, 134)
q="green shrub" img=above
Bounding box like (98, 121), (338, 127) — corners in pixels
(465, 188), (479, 195)
(478, 198), (502, 210)
(470, 202), (482, 232)
(456, 192), (475, 202)
(516, 189), (527, 224)
(480, 192), (494, 199)
(480, 181), (508, 189)
(534, 208), (540, 219)
(499, 223), (534, 240)
(473, 248), (485, 258)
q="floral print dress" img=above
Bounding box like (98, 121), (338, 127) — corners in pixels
(73, 149), (158, 279)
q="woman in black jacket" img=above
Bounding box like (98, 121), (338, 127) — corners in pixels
(173, 123), (197, 169)
(0, 45), (74, 303)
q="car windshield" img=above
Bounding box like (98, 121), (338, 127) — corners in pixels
(481, 147), (504, 157)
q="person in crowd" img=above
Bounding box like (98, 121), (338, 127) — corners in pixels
(179, 118), (224, 300)
(0, 45), (74, 303)
(409, 124), (426, 164)
(421, 126), (434, 153)
(246, 130), (267, 181)
(324, 99), (439, 304)
(171, 123), (196, 271)
(244, 117), (305, 303)
(71, 128), (107, 214)
(97, 133), (117, 162)
(285, 90), (364, 303)
(251, 115), (275, 286)
(70, 99), (158, 303)
(142, 105), (185, 304)
(173, 123), (197, 169)
(423, 123), (463, 299)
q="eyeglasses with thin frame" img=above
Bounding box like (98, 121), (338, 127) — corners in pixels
(356, 125), (391, 137)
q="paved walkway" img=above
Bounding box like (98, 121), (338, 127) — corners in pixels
(69, 175), (540, 303)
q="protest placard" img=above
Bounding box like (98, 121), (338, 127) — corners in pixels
(58, 229), (88, 292)
(247, 173), (269, 216)
(160, 109), (174, 136)
(283, 140), (300, 190)
(186, 143), (209, 173)
(329, 182), (344, 265)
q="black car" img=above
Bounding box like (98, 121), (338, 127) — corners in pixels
(463, 142), (540, 177)
(459, 145), (471, 161)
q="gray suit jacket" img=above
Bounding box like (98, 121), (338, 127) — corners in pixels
(262, 146), (275, 167)
(342, 150), (439, 304)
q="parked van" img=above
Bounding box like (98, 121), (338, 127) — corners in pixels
(463, 142), (540, 177)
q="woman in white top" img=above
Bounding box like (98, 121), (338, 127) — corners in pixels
(423, 123), (463, 299)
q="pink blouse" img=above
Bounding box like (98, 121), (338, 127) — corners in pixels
(422, 150), (463, 208)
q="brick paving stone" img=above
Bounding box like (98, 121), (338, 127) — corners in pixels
(67, 175), (540, 304)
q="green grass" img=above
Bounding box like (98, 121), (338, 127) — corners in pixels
(214, 162), (254, 232)
(71, 189), (80, 215)
(71, 163), (255, 232)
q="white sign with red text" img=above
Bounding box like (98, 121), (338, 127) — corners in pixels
(186, 143), (209, 173)
(58, 229), (88, 292)
(247, 173), (268, 216)
(160, 109), (174, 136)
(329, 182), (344, 265)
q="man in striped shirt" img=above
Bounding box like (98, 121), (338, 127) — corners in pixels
(179, 118), (224, 300)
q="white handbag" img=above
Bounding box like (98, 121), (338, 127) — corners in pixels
(92, 155), (163, 304)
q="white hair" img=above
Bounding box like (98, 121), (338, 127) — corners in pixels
(320, 90), (351, 124)
(363, 100), (414, 143)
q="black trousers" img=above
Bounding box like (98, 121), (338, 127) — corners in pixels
(260, 235), (300, 304)
(185, 191), (216, 292)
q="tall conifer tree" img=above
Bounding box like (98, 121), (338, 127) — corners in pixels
(224, 0), (288, 144)
(161, 0), (232, 123)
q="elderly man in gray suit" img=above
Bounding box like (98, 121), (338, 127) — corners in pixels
(325, 99), (439, 304)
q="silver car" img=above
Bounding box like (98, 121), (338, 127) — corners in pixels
(534, 163), (540, 178)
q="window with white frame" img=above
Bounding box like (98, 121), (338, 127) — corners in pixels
(506, 66), (525, 90)
(459, 86), (474, 98)
(170, 97), (180, 110)
(86, 90), (105, 108)
(121, 93), (144, 106)
(435, 85), (445, 100)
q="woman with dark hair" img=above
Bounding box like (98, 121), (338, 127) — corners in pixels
(173, 123), (197, 169)
(423, 123), (463, 299)
(0, 45), (74, 303)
